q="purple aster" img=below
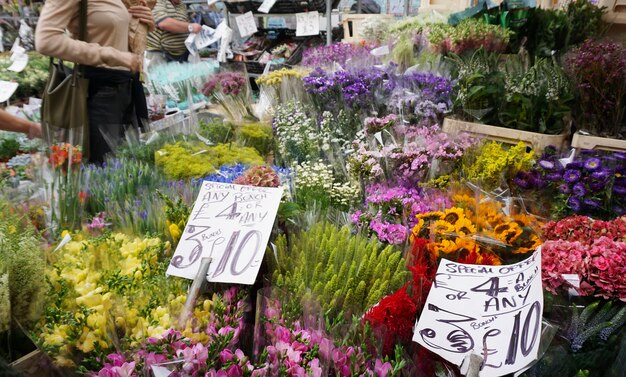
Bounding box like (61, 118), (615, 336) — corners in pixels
(538, 160), (556, 170)
(613, 152), (626, 160)
(546, 172), (563, 182)
(583, 157), (602, 171)
(563, 169), (582, 183)
(583, 198), (603, 209)
(513, 173), (531, 189)
(572, 182), (587, 197)
(613, 185), (626, 196)
(559, 183), (572, 194)
(612, 205), (626, 216)
(591, 169), (611, 181)
(567, 196), (582, 212)
(589, 180), (606, 192)
(566, 161), (583, 169)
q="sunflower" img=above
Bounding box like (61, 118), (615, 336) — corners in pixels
(513, 234), (542, 254)
(455, 217), (477, 235)
(443, 207), (466, 225)
(454, 237), (478, 253)
(433, 219), (456, 235)
(416, 211), (445, 222)
(429, 239), (458, 255)
(493, 222), (523, 244)
(411, 218), (426, 239)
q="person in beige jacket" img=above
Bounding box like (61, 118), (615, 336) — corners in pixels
(35, 0), (154, 163)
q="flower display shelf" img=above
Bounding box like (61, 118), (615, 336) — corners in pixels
(570, 131), (626, 152)
(341, 14), (393, 43)
(442, 117), (570, 152)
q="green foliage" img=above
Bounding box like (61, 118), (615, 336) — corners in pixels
(0, 202), (47, 331)
(270, 222), (409, 322)
(0, 52), (49, 99)
(0, 138), (20, 161)
(198, 118), (235, 145)
(235, 122), (273, 157)
(154, 141), (264, 180)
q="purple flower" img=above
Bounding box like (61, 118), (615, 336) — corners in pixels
(589, 180), (606, 192)
(591, 169), (611, 181)
(559, 183), (572, 194)
(613, 152), (626, 160)
(572, 182), (587, 197)
(513, 172), (532, 189)
(563, 169), (582, 183)
(583, 157), (602, 171)
(546, 172), (563, 182)
(613, 185), (626, 196)
(583, 198), (603, 209)
(566, 161), (583, 170)
(539, 159), (556, 170)
(568, 196), (582, 212)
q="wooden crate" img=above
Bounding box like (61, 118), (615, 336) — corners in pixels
(570, 131), (626, 152)
(442, 118), (571, 152)
(420, 0), (469, 13)
(341, 14), (393, 43)
(599, 0), (626, 24)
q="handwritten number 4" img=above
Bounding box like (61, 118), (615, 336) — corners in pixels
(471, 277), (508, 297)
(216, 202), (241, 220)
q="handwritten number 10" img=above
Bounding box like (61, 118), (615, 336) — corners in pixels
(505, 301), (541, 365)
(212, 230), (261, 278)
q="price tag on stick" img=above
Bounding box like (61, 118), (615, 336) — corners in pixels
(235, 11), (258, 38)
(413, 249), (544, 377)
(166, 182), (283, 284)
(0, 80), (19, 102)
(257, 0), (277, 13)
(295, 11), (320, 36)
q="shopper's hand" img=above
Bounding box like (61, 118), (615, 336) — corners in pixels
(129, 4), (155, 32)
(190, 23), (202, 34)
(27, 122), (42, 139)
(129, 54), (142, 73)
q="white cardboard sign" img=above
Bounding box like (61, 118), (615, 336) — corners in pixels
(257, 0), (277, 13)
(235, 12), (258, 38)
(296, 11), (320, 36)
(166, 181), (283, 284)
(0, 80), (19, 102)
(8, 52), (28, 72)
(413, 249), (543, 377)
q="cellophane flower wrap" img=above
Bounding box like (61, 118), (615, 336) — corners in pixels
(513, 149), (626, 219)
(202, 71), (257, 122)
(46, 143), (85, 236)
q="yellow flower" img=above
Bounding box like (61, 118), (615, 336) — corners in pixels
(76, 289), (104, 308)
(429, 239), (458, 255)
(169, 223), (182, 241)
(411, 218), (425, 238)
(454, 217), (476, 235)
(442, 207), (466, 225)
(60, 230), (71, 239)
(77, 329), (98, 353)
(493, 222), (523, 245)
(433, 220), (455, 235)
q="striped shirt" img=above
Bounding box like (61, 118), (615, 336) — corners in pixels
(147, 0), (190, 57)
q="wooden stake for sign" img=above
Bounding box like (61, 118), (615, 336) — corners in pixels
(180, 257), (212, 327)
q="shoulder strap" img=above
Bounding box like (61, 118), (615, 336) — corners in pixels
(78, 0), (88, 42)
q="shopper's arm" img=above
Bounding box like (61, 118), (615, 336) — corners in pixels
(35, 0), (139, 70)
(157, 17), (202, 33)
(0, 110), (42, 139)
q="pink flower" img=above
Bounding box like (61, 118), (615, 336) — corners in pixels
(309, 358), (322, 377)
(219, 349), (234, 363)
(374, 360), (393, 377)
(111, 362), (136, 377)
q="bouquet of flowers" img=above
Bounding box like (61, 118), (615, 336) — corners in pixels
(426, 19), (512, 55)
(256, 68), (310, 119)
(386, 71), (455, 124)
(301, 42), (377, 69)
(512, 149), (626, 219)
(351, 183), (451, 245)
(202, 71), (257, 122)
(564, 39), (626, 139)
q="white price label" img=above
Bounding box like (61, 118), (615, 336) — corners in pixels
(195, 22), (228, 49)
(257, 0), (277, 13)
(166, 181), (283, 284)
(414, 249), (544, 377)
(296, 11), (320, 36)
(8, 53), (28, 72)
(0, 80), (19, 102)
(235, 11), (258, 38)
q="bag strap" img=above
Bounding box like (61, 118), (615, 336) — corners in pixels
(71, 0), (88, 83)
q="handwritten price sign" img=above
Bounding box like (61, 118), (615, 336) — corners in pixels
(166, 181), (283, 284)
(413, 249), (543, 377)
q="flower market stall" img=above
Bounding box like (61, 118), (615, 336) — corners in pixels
(1, 0), (626, 376)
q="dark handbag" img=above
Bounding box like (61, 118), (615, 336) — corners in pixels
(41, 0), (90, 157)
